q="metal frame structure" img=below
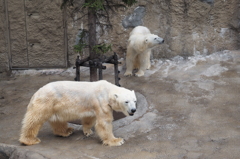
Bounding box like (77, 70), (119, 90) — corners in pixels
(74, 52), (121, 86)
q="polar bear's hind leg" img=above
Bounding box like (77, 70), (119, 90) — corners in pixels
(82, 116), (96, 136)
(19, 110), (47, 145)
(49, 121), (74, 137)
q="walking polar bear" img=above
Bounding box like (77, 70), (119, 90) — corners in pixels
(19, 80), (137, 146)
(124, 26), (164, 77)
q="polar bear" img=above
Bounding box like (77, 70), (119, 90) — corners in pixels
(19, 80), (137, 146)
(124, 26), (164, 77)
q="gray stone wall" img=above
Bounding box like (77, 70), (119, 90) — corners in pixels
(0, 0), (9, 72)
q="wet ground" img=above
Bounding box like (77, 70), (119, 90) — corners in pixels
(0, 50), (240, 159)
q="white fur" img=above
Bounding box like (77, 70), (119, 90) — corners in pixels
(124, 26), (164, 77)
(19, 80), (137, 146)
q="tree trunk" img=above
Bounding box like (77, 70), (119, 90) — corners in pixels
(88, 7), (98, 81)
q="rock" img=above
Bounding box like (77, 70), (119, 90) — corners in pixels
(122, 6), (146, 28)
(0, 144), (46, 159)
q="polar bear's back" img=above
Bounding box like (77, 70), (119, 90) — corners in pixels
(130, 26), (151, 36)
(26, 80), (117, 121)
(28, 80), (113, 109)
(40, 80), (113, 98)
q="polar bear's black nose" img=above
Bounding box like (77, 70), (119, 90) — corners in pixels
(131, 109), (136, 113)
(162, 39), (164, 43)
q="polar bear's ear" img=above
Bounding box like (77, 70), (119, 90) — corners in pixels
(132, 90), (135, 93)
(114, 94), (118, 98)
(145, 38), (148, 44)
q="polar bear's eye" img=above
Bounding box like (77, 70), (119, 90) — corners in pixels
(154, 38), (157, 40)
(125, 101), (129, 104)
(134, 101), (137, 103)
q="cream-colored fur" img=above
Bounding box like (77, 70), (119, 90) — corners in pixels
(124, 26), (164, 77)
(19, 80), (137, 146)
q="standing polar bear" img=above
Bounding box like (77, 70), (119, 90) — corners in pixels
(124, 26), (164, 77)
(19, 80), (137, 146)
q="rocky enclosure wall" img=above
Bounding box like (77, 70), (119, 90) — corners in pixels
(0, 0), (239, 71)
(67, 0), (239, 63)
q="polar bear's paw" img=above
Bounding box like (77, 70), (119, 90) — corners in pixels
(135, 70), (144, 77)
(146, 64), (151, 70)
(103, 138), (124, 146)
(83, 129), (93, 137)
(124, 71), (133, 77)
(54, 127), (74, 137)
(19, 137), (41, 146)
(65, 127), (74, 136)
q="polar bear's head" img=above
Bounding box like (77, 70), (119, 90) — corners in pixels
(145, 34), (164, 48)
(111, 89), (137, 116)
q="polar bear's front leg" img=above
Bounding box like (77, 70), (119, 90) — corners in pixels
(135, 51), (149, 77)
(135, 70), (145, 77)
(124, 57), (134, 76)
(146, 50), (151, 70)
(102, 137), (124, 146)
(95, 119), (124, 146)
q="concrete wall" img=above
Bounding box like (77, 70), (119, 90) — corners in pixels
(0, 0), (67, 72)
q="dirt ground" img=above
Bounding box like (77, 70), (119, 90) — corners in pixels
(0, 50), (240, 159)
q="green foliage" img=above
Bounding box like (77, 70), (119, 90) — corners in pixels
(74, 29), (88, 54)
(62, 0), (137, 55)
(74, 30), (111, 55)
(83, 0), (105, 11)
(73, 43), (87, 54)
(122, 0), (138, 6)
(92, 43), (112, 55)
